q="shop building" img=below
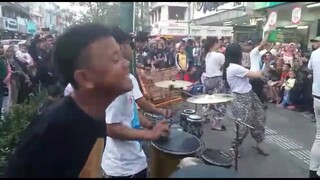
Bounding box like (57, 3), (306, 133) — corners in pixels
(252, 2), (320, 50)
(149, 2), (190, 36)
(0, 2), (34, 39)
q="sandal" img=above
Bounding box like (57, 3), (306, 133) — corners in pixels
(230, 148), (240, 158)
(211, 125), (226, 131)
(211, 119), (226, 131)
(252, 146), (269, 157)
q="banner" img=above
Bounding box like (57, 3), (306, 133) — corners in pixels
(263, 11), (277, 38)
(291, 6), (302, 24)
(27, 21), (37, 34)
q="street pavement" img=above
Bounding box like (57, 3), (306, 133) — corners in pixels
(182, 102), (314, 178)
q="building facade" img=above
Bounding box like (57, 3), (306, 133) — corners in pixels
(251, 2), (320, 49)
(0, 2), (67, 39)
(0, 2), (35, 39)
(149, 2), (190, 36)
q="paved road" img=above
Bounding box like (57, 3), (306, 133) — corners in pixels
(192, 103), (315, 178)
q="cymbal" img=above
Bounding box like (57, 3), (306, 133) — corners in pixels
(154, 80), (193, 89)
(186, 94), (235, 104)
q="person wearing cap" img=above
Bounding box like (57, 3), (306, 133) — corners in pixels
(309, 36), (320, 178)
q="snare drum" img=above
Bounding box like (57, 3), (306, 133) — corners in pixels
(201, 148), (233, 168)
(144, 112), (163, 124)
(187, 114), (204, 138)
(170, 124), (183, 131)
(180, 109), (196, 131)
(150, 130), (201, 178)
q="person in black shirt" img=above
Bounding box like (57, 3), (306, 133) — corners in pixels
(37, 85), (63, 114)
(4, 23), (133, 178)
(149, 43), (167, 69)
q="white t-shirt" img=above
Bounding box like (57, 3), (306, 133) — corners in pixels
(308, 48), (320, 176)
(308, 48), (320, 97)
(204, 51), (225, 77)
(102, 74), (146, 177)
(250, 47), (262, 71)
(226, 63), (252, 94)
(64, 83), (74, 96)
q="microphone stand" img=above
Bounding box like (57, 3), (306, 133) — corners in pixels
(234, 118), (254, 171)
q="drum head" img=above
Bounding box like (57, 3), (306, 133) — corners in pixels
(151, 130), (201, 156)
(170, 124), (183, 131)
(169, 165), (237, 178)
(201, 148), (233, 167)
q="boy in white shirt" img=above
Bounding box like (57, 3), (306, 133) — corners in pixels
(102, 27), (169, 178)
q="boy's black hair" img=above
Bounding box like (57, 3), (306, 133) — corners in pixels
(110, 26), (132, 45)
(284, 63), (292, 69)
(53, 23), (112, 88)
(47, 85), (62, 98)
(135, 31), (149, 43)
(45, 34), (54, 39)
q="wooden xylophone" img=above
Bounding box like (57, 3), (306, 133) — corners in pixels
(136, 67), (184, 108)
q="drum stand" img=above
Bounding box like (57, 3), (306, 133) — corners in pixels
(234, 119), (254, 171)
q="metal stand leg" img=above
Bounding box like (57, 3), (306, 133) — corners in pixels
(233, 119), (254, 171)
(234, 122), (239, 171)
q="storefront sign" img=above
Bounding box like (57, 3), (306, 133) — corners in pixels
(167, 28), (186, 35)
(268, 11), (277, 27)
(27, 21), (37, 34)
(264, 11), (277, 34)
(193, 2), (244, 20)
(17, 17), (27, 33)
(3, 17), (18, 31)
(253, 2), (285, 10)
(291, 6), (301, 24)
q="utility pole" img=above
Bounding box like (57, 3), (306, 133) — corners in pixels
(120, 2), (136, 76)
(188, 2), (191, 36)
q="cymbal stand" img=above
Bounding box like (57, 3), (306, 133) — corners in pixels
(177, 90), (199, 111)
(234, 118), (254, 171)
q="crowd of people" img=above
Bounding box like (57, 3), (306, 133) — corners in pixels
(135, 33), (315, 119)
(1, 22), (319, 178)
(0, 34), (59, 118)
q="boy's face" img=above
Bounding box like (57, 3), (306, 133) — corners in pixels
(282, 65), (289, 72)
(289, 71), (295, 78)
(179, 46), (185, 53)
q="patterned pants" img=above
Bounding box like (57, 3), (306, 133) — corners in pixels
(230, 90), (266, 149)
(203, 76), (226, 121)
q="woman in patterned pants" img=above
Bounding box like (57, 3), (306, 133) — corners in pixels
(203, 37), (226, 131)
(223, 43), (268, 157)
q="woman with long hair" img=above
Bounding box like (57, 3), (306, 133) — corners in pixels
(223, 43), (268, 157)
(203, 36), (226, 131)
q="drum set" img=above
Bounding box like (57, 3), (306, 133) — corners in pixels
(146, 79), (249, 178)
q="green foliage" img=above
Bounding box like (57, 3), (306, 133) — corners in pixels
(0, 92), (47, 175)
(66, 2), (150, 31)
(73, 2), (121, 26)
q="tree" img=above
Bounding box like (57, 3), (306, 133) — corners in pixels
(135, 2), (151, 32)
(73, 2), (120, 26)
(60, 9), (78, 27)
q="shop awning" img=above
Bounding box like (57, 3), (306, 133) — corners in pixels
(192, 10), (247, 26)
